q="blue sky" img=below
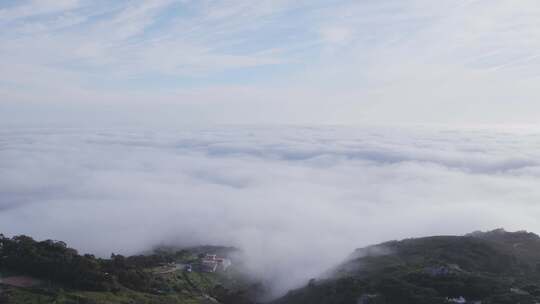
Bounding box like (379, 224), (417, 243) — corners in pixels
(1, 0), (540, 125)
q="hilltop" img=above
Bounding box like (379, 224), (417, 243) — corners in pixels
(274, 229), (540, 304)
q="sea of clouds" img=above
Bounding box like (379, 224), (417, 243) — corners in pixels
(1, 125), (540, 297)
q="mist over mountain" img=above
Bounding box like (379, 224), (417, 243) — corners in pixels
(275, 229), (540, 304)
(3, 229), (540, 303)
(2, 125), (540, 297)
(2, 0), (540, 303)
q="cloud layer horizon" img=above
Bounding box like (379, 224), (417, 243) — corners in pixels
(2, 125), (540, 296)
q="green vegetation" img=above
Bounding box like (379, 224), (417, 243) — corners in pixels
(5, 229), (540, 304)
(274, 229), (540, 304)
(0, 234), (181, 291)
(0, 234), (258, 304)
(0, 287), (206, 304)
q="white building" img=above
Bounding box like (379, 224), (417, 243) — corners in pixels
(200, 254), (232, 272)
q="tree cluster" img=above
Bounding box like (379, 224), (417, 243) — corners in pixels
(0, 234), (175, 292)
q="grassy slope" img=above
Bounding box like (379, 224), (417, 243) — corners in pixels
(0, 287), (205, 304)
(0, 271), (226, 304)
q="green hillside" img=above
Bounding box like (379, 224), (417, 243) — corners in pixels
(4, 230), (540, 304)
(274, 229), (540, 304)
(0, 234), (260, 304)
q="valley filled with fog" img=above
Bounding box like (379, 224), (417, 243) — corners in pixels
(1, 125), (540, 297)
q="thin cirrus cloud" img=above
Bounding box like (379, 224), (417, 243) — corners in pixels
(2, 0), (540, 125)
(1, 125), (540, 297)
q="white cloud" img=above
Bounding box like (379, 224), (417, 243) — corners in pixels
(319, 26), (352, 44)
(2, 0), (540, 125)
(4, 0), (540, 297)
(1, 125), (540, 297)
(0, 0), (81, 22)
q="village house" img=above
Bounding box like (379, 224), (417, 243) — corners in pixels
(446, 296), (482, 304)
(200, 254), (232, 273)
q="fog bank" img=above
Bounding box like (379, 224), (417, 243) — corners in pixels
(1, 125), (540, 296)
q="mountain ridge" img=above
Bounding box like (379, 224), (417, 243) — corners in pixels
(274, 229), (540, 304)
(2, 229), (540, 304)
